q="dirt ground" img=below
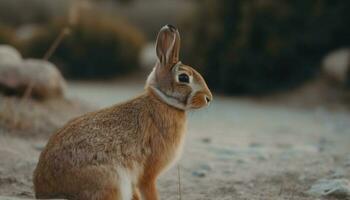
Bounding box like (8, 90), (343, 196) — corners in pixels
(0, 77), (350, 200)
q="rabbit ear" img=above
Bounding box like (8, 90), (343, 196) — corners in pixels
(156, 25), (181, 69)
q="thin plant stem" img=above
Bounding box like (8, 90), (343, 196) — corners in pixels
(177, 164), (182, 200)
(43, 27), (71, 61)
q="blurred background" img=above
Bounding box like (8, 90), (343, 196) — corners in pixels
(0, 0), (350, 94)
(1, 0), (350, 199)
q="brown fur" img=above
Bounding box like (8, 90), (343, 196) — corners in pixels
(33, 25), (212, 200)
(34, 91), (186, 199)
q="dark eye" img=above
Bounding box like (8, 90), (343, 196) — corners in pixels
(178, 73), (190, 83)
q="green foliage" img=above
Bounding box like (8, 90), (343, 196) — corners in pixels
(23, 11), (145, 79)
(182, 0), (350, 94)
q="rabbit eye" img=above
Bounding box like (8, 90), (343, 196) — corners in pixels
(178, 73), (190, 83)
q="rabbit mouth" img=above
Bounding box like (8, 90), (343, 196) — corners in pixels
(187, 92), (212, 109)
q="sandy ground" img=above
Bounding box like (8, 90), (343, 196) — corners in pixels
(0, 77), (350, 199)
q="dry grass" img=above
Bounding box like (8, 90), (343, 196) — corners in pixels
(0, 94), (94, 138)
(0, 97), (29, 130)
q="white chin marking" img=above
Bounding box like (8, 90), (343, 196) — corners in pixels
(146, 67), (188, 110)
(117, 167), (132, 200)
(151, 86), (187, 110)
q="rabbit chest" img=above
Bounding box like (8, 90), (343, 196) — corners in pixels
(144, 109), (187, 175)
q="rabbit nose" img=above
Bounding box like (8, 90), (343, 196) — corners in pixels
(205, 95), (212, 104)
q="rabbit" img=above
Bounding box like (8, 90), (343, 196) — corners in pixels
(33, 24), (212, 200)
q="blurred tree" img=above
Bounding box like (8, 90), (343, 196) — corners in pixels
(182, 0), (350, 94)
(22, 10), (145, 79)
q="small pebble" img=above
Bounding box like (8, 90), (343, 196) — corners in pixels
(192, 170), (207, 178)
(201, 137), (211, 144)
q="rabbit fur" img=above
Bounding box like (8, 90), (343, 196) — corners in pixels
(33, 24), (212, 200)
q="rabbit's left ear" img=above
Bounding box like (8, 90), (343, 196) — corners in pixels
(156, 25), (181, 69)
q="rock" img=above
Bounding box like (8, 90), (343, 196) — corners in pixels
(322, 48), (350, 87)
(192, 163), (212, 178)
(0, 45), (66, 99)
(0, 45), (22, 64)
(21, 59), (66, 99)
(192, 170), (206, 178)
(0, 61), (24, 89)
(140, 42), (157, 70)
(307, 178), (350, 198)
(0, 45), (23, 91)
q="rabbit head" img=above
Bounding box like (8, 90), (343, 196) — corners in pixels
(146, 25), (212, 110)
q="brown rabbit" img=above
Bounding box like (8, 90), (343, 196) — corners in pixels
(33, 25), (212, 200)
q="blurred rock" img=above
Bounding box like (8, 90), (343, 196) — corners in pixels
(0, 61), (23, 89)
(0, 45), (22, 64)
(0, 45), (66, 99)
(307, 178), (350, 198)
(140, 42), (157, 70)
(322, 48), (350, 87)
(21, 59), (66, 99)
(0, 46), (24, 90)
